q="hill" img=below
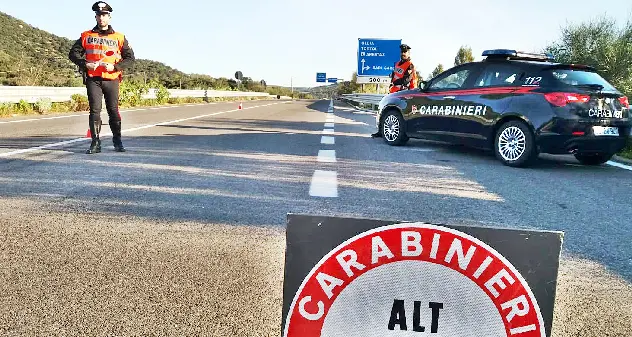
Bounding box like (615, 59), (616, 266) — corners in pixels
(0, 11), (306, 98)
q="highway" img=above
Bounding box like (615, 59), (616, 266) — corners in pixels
(0, 99), (630, 336)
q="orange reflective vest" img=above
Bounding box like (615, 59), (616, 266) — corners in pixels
(390, 60), (418, 93)
(80, 30), (125, 80)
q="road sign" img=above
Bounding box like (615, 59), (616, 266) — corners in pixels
(327, 78), (338, 83)
(316, 73), (327, 83)
(357, 38), (401, 78)
(355, 76), (390, 84)
(281, 214), (563, 337)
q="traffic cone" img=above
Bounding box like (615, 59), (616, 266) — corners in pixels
(86, 128), (91, 138)
(238, 102), (243, 110)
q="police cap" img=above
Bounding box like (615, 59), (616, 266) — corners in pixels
(92, 1), (113, 14)
(400, 44), (411, 52)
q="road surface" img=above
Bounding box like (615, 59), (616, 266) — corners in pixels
(0, 99), (630, 336)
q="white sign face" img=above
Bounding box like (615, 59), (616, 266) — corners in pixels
(356, 76), (390, 84)
(283, 223), (546, 337)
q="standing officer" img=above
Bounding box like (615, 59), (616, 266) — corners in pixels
(389, 44), (418, 94)
(69, 1), (135, 154)
(371, 44), (419, 138)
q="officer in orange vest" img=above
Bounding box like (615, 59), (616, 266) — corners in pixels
(388, 44), (418, 94)
(69, 1), (135, 154)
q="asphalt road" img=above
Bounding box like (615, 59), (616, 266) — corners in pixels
(0, 99), (630, 336)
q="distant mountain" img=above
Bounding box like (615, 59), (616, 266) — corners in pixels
(0, 11), (301, 97)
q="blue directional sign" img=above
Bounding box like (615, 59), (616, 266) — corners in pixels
(357, 38), (402, 77)
(327, 78), (338, 83)
(316, 72), (327, 83)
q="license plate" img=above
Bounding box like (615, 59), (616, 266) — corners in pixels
(593, 126), (619, 136)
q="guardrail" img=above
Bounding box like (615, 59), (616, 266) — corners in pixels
(0, 86), (276, 104)
(339, 93), (385, 111)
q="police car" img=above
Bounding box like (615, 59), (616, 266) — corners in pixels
(375, 49), (631, 167)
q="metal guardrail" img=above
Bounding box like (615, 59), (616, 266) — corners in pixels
(0, 86), (275, 104)
(339, 93), (385, 105)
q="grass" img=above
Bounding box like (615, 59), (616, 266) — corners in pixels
(0, 95), (278, 118)
(618, 137), (632, 160)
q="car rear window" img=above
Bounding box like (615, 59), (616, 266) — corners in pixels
(546, 68), (618, 91)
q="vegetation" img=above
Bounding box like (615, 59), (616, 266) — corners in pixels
(0, 11), (305, 99)
(543, 14), (632, 160)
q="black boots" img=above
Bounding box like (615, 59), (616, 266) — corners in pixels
(111, 120), (126, 152)
(86, 119), (126, 154)
(86, 118), (102, 154)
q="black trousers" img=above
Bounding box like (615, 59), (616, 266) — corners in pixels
(86, 76), (121, 125)
(85, 76), (123, 144)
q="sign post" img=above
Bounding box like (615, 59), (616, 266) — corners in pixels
(356, 38), (401, 85)
(281, 214), (563, 337)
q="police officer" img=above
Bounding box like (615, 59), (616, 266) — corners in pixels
(372, 44), (418, 138)
(69, 1), (135, 154)
(389, 44), (418, 94)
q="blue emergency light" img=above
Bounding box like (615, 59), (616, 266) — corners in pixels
(482, 49), (554, 61)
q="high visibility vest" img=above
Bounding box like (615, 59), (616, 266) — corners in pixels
(390, 60), (418, 93)
(80, 30), (125, 80)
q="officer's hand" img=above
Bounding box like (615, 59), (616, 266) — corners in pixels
(86, 62), (98, 70)
(105, 64), (115, 72)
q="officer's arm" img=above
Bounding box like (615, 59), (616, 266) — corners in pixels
(114, 37), (135, 71)
(68, 38), (87, 70)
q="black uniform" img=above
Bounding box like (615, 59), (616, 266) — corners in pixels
(68, 2), (135, 154)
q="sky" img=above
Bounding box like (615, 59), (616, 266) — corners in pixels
(3, 0), (632, 88)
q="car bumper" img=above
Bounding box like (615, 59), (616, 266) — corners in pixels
(536, 118), (631, 154)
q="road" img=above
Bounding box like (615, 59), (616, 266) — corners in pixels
(0, 99), (630, 336)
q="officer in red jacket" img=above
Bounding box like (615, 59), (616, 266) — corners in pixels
(69, 1), (135, 154)
(389, 44), (418, 93)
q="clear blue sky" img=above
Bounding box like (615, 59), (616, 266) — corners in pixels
(3, 0), (632, 88)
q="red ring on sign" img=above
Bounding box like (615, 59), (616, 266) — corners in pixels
(283, 223), (546, 337)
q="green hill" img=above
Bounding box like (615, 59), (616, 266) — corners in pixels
(0, 11), (307, 98)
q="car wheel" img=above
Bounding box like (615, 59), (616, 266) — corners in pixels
(381, 110), (408, 146)
(494, 120), (537, 167)
(574, 152), (613, 165)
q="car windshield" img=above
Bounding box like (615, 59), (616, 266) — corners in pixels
(548, 68), (618, 92)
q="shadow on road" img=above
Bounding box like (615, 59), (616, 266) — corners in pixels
(0, 98), (630, 282)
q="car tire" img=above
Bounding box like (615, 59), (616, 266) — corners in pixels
(574, 152), (613, 165)
(494, 120), (537, 167)
(381, 110), (408, 146)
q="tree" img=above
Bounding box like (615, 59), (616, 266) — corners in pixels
(543, 15), (632, 97)
(454, 45), (475, 66)
(429, 64), (444, 79)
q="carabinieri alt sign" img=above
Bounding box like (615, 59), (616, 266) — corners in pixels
(281, 214), (563, 337)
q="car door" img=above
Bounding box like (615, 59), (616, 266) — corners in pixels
(408, 64), (480, 141)
(448, 63), (524, 145)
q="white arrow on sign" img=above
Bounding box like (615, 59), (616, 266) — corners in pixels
(360, 59), (370, 74)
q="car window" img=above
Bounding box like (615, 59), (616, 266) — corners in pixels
(428, 68), (472, 90)
(475, 64), (523, 87)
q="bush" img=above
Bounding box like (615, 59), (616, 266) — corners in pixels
(70, 94), (89, 111)
(35, 97), (52, 113)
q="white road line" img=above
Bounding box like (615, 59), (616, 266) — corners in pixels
(327, 108), (334, 113)
(321, 136), (335, 145)
(606, 160), (632, 171)
(0, 113), (87, 124)
(317, 150), (336, 163)
(322, 129), (334, 135)
(0, 101), (288, 159)
(326, 117), (335, 123)
(324, 122), (335, 128)
(309, 170), (338, 197)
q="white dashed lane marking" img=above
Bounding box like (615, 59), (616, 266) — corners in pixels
(309, 170), (338, 197)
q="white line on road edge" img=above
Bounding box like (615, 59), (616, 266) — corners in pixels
(321, 136), (335, 145)
(309, 170), (338, 197)
(322, 129), (334, 135)
(0, 101), (289, 159)
(606, 160), (632, 171)
(326, 117), (335, 123)
(317, 150), (336, 163)
(324, 122), (334, 128)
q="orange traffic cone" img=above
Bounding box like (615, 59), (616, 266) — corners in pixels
(86, 129), (91, 138)
(238, 102), (243, 110)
